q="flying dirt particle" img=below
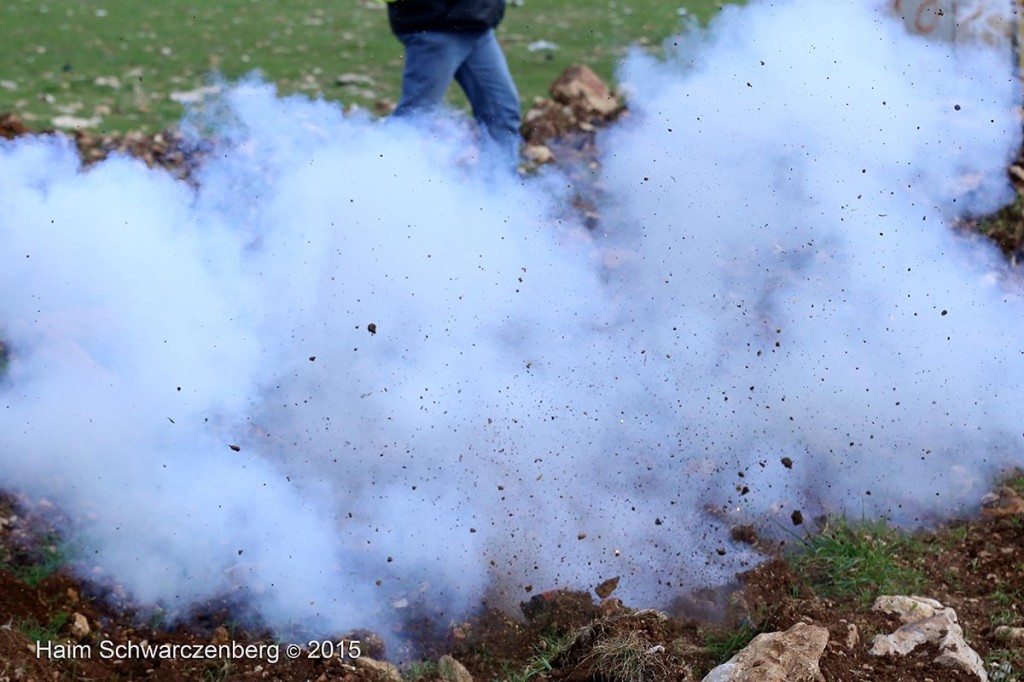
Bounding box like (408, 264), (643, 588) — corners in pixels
(716, 548), (726, 556)
(237, 549), (243, 556)
(387, 556), (393, 563)
(228, 444), (241, 452)
(941, 310), (948, 316)
(497, 485), (505, 491)
(375, 579), (382, 586)
(578, 533), (587, 540)
(781, 457), (793, 469)
(524, 585), (533, 593)
(730, 525), (758, 545)
(470, 527), (477, 533)
(954, 104), (961, 111)
(791, 510), (804, 526)
(594, 576), (620, 598)
(654, 518), (663, 526)
(308, 355), (316, 361)
(166, 417), (175, 424)
(367, 323), (377, 335)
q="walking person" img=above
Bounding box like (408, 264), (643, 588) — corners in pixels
(379, 0), (522, 169)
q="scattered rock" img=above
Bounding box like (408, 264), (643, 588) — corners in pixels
(69, 612), (90, 640)
(353, 656), (401, 682)
(437, 655), (473, 682)
(993, 626), (1024, 644)
(980, 486), (1024, 517)
(210, 626), (229, 646)
(870, 595), (987, 681)
(0, 112), (29, 139)
(701, 622), (829, 682)
(526, 40), (559, 53)
(169, 84), (222, 104)
(841, 621), (860, 650)
(336, 73), (375, 87)
(522, 143), (554, 165)
(549, 64), (619, 119)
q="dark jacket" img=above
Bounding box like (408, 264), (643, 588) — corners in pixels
(387, 0), (506, 35)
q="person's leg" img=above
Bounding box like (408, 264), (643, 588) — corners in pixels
(453, 30), (522, 167)
(392, 31), (471, 117)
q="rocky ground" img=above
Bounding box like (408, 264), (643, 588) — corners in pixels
(0, 477), (1022, 682)
(2, 67), (1024, 681)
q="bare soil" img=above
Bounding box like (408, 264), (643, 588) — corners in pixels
(1, 484), (1022, 681)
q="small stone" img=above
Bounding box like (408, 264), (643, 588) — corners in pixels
(981, 486), (1024, 517)
(70, 613), (90, 640)
(523, 144), (554, 165)
(437, 655), (473, 682)
(994, 626), (1024, 643)
(702, 622), (829, 682)
(336, 73), (375, 87)
(842, 621), (860, 650)
(870, 596), (986, 681)
(354, 656), (401, 682)
(549, 64), (619, 118)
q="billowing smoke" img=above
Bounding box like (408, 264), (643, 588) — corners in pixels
(0, 0), (1021, 641)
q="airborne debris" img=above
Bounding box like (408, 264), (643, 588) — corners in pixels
(594, 576), (620, 598)
(367, 323), (377, 335)
(228, 444), (241, 452)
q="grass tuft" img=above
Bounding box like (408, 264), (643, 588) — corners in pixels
(789, 517), (925, 606)
(701, 623), (759, 667)
(500, 632), (571, 682)
(18, 611), (69, 644)
(13, 539), (66, 587)
(401, 660), (438, 681)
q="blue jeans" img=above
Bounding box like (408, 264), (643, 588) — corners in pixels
(393, 29), (521, 168)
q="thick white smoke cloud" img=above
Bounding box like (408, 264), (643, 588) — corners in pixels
(0, 0), (1021, 641)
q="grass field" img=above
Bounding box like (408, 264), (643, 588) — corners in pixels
(0, 0), (741, 135)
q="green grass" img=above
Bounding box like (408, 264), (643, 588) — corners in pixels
(1007, 469), (1024, 495)
(18, 611), (69, 644)
(789, 517), (926, 607)
(401, 660), (439, 681)
(976, 195), (1024, 260)
(0, 0), (742, 135)
(702, 623), (759, 667)
(500, 633), (571, 682)
(11, 537), (66, 587)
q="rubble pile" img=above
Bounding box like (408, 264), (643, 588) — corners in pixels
(520, 63), (626, 171)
